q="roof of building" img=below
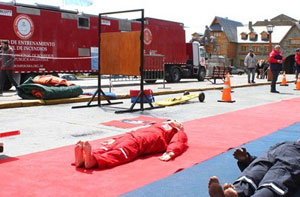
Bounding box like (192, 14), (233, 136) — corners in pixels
(210, 16), (243, 42)
(271, 14), (298, 22)
(254, 20), (297, 26)
(254, 14), (298, 26)
(237, 25), (292, 43)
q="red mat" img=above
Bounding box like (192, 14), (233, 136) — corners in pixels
(101, 115), (168, 128)
(2, 98), (300, 196)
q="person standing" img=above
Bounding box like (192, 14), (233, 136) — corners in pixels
(295, 48), (300, 83)
(263, 60), (269, 79)
(256, 60), (264, 79)
(269, 45), (285, 93)
(244, 49), (257, 83)
(0, 40), (19, 96)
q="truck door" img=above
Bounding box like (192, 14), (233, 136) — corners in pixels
(192, 42), (206, 81)
(199, 47), (206, 67)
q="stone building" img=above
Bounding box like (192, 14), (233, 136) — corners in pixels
(208, 14), (300, 74)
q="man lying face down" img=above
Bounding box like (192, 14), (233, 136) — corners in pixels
(74, 120), (188, 169)
(208, 139), (300, 197)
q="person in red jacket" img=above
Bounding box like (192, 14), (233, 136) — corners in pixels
(74, 120), (188, 169)
(268, 45), (285, 93)
(295, 48), (300, 83)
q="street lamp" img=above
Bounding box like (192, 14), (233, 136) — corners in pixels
(267, 25), (274, 52)
(266, 25), (274, 81)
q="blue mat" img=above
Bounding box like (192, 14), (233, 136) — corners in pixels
(123, 122), (300, 197)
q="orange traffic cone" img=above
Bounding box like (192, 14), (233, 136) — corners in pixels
(221, 72), (234, 93)
(280, 71), (288, 86)
(295, 75), (300, 90)
(226, 72), (234, 93)
(218, 74), (235, 103)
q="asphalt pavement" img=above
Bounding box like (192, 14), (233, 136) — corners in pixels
(0, 74), (296, 109)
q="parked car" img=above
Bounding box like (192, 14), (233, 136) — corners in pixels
(59, 74), (78, 81)
(230, 66), (245, 75)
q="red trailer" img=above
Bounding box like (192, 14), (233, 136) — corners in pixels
(0, 2), (207, 89)
(0, 2), (120, 89)
(133, 18), (207, 83)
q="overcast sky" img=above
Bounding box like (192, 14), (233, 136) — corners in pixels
(3, 0), (299, 40)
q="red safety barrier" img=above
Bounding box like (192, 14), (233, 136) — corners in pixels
(0, 130), (20, 138)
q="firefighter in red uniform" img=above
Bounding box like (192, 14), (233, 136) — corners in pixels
(268, 45), (285, 93)
(295, 48), (300, 83)
(74, 120), (188, 169)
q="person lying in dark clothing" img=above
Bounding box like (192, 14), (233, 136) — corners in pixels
(208, 139), (300, 197)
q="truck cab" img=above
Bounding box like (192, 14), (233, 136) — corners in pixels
(181, 41), (207, 81)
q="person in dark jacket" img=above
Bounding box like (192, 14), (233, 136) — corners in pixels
(208, 140), (300, 197)
(263, 60), (269, 79)
(74, 120), (188, 169)
(0, 40), (19, 96)
(295, 48), (300, 83)
(268, 45), (285, 93)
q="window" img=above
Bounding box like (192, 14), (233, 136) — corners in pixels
(214, 32), (221, 37)
(241, 32), (248, 40)
(78, 17), (89, 29)
(249, 32), (257, 41)
(241, 45), (248, 52)
(240, 59), (245, 67)
(264, 46), (270, 54)
(215, 45), (221, 53)
(252, 46), (260, 53)
(261, 31), (269, 41)
(289, 38), (300, 45)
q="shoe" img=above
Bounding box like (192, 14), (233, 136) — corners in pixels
(0, 93), (3, 96)
(252, 81), (256, 83)
(271, 90), (280, 93)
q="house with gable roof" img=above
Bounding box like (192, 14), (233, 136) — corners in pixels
(236, 14), (300, 73)
(207, 14), (300, 74)
(208, 16), (243, 66)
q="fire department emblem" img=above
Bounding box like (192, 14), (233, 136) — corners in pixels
(13, 14), (34, 39)
(144, 28), (152, 45)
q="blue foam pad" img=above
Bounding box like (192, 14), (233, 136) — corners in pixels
(103, 91), (117, 99)
(123, 122), (300, 197)
(131, 95), (154, 103)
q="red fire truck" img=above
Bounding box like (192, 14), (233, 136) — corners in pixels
(0, 2), (207, 90)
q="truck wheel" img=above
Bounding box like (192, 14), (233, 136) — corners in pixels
(169, 67), (181, 83)
(198, 92), (205, 102)
(145, 80), (157, 84)
(197, 67), (206, 81)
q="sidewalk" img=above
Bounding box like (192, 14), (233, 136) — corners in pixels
(0, 74), (296, 109)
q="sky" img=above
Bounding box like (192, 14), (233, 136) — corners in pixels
(2, 0), (299, 41)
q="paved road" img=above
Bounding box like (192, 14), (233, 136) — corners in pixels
(0, 74), (296, 107)
(1, 74), (300, 158)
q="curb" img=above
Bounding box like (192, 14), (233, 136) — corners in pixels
(0, 80), (295, 109)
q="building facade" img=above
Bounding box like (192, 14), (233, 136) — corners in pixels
(208, 14), (300, 74)
(208, 16), (243, 66)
